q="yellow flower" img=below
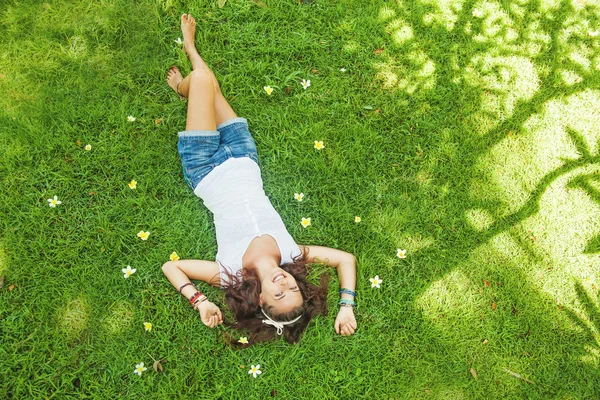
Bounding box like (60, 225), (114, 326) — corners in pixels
(294, 193), (305, 202)
(397, 249), (407, 259)
(369, 275), (382, 288)
(238, 337), (249, 344)
(144, 322), (152, 331)
(301, 217), (311, 228)
(170, 251), (180, 261)
(85, 144), (92, 151)
(128, 180), (137, 189)
(263, 86), (273, 95)
(355, 216), (361, 223)
(314, 140), (325, 150)
(137, 231), (150, 241)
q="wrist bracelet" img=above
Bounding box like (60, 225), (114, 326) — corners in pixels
(339, 299), (356, 307)
(193, 296), (208, 309)
(189, 292), (205, 305)
(179, 282), (194, 294)
(339, 288), (357, 297)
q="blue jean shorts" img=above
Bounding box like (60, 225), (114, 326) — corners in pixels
(177, 117), (259, 190)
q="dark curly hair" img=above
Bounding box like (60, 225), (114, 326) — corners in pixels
(221, 250), (328, 346)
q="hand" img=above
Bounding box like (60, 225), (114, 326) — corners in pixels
(196, 300), (223, 328)
(334, 307), (357, 336)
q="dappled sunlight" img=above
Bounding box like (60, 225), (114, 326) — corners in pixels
(472, 90), (600, 216)
(416, 269), (483, 329)
(103, 300), (134, 334)
(61, 35), (88, 60)
(386, 18), (414, 46)
(421, 0), (464, 31)
(468, 88), (600, 307)
(464, 55), (539, 121)
(374, 50), (436, 94)
(59, 297), (89, 339)
(0, 243), (7, 275)
(465, 208), (495, 232)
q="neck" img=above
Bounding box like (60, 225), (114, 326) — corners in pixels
(249, 255), (279, 280)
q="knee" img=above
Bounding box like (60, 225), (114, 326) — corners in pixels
(189, 68), (220, 93)
(162, 261), (175, 274)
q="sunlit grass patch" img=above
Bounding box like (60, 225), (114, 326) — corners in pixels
(59, 297), (90, 340)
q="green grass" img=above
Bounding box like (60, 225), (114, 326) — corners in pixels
(1, 0), (600, 398)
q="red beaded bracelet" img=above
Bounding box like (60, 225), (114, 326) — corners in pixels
(189, 292), (206, 306)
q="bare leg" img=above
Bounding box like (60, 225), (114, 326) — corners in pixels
(165, 14), (237, 127)
(184, 68), (217, 131)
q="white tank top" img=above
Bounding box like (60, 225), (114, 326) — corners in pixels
(194, 157), (301, 287)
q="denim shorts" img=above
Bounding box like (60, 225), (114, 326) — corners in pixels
(177, 117), (259, 190)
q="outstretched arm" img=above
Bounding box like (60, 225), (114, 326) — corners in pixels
(161, 260), (223, 328)
(299, 245), (357, 336)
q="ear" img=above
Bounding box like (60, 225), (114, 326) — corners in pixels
(259, 292), (264, 307)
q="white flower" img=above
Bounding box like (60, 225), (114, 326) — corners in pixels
(143, 322), (152, 331)
(47, 195), (62, 208)
(134, 362), (147, 376)
(85, 144), (92, 151)
(340, 68), (347, 72)
(370, 275), (382, 288)
(301, 217), (311, 228)
(127, 116), (136, 122)
(589, 30), (599, 37)
(301, 79), (311, 90)
(263, 86), (274, 95)
(175, 37), (183, 45)
(472, 9), (483, 18)
(122, 265), (136, 278)
(397, 249), (407, 259)
(355, 216), (361, 223)
(238, 337), (248, 344)
(294, 193), (305, 202)
(248, 364), (262, 378)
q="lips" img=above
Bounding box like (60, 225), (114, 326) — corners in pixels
(272, 273), (285, 283)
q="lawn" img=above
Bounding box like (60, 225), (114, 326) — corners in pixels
(1, 0), (600, 398)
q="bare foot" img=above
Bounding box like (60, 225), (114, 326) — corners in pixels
(167, 66), (185, 99)
(181, 14), (197, 55)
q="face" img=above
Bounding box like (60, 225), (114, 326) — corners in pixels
(259, 267), (303, 313)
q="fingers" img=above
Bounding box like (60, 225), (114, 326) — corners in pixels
(338, 320), (357, 336)
(203, 313), (223, 328)
(334, 319), (341, 334)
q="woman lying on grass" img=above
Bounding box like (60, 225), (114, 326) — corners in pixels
(161, 14), (357, 345)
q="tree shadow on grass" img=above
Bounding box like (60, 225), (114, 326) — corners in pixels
(359, 0), (600, 395)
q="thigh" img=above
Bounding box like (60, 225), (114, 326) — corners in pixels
(214, 91), (238, 127)
(185, 70), (217, 131)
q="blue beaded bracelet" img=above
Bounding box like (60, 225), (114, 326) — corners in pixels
(339, 288), (357, 297)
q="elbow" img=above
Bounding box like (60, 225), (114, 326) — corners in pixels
(344, 253), (356, 266)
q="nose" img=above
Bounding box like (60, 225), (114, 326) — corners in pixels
(278, 277), (289, 288)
